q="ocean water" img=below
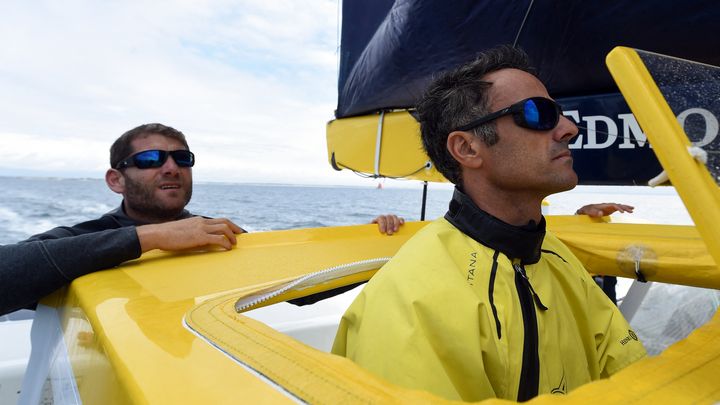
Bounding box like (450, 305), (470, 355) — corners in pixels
(0, 176), (693, 245)
(0, 176), (456, 245)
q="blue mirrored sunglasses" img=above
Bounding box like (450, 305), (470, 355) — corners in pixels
(116, 149), (195, 170)
(454, 97), (563, 132)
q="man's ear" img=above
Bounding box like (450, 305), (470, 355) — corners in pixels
(447, 131), (484, 169)
(105, 169), (125, 194)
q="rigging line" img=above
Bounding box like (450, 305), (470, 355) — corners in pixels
(574, 125), (719, 150)
(575, 125), (639, 142)
(513, 0), (536, 48)
(334, 159), (431, 180)
(334, 0), (342, 75)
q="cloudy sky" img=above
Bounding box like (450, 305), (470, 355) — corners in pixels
(0, 1), (395, 186)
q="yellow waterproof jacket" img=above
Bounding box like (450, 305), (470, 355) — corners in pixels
(333, 189), (646, 402)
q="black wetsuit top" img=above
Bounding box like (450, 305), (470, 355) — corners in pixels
(0, 204), (192, 315)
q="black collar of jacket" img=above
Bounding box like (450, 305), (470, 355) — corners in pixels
(106, 202), (194, 227)
(444, 188), (546, 265)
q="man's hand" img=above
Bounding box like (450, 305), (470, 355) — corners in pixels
(575, 203), (634, 218)
(136, 217), (245, 252)
(372, 214), (405, 235)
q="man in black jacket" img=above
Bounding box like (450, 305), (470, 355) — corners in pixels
(0, 123), (243, 315)
(1, 123), (408, 316)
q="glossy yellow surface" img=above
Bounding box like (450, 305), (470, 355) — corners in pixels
(606, 46), (720, 270)
(549, 216), (719, 288)
(326, 110), (448, 182)
(185, 218), (720, 404)
(44, 288), (131, 404)
(56, 215), (720, 404)
(56, 223), (426, 404)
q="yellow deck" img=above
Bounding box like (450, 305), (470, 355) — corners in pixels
(43, 216), (719, 404)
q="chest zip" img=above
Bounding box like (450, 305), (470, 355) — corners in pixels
(513, 261), (548, 402)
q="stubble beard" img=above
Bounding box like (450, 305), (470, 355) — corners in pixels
(124, 176), (192, 222)
(547, 145), (579, 194)
(542, 172), (578, 201)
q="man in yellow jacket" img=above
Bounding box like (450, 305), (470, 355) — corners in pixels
(332, 45), (646, 402)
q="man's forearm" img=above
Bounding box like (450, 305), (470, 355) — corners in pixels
(0, 227), (141, 316)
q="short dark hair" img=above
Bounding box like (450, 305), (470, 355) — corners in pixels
(416, 45), (534, 185)
(110, 123), (190, 169)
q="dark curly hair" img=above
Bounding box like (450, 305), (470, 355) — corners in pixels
(416, 45), (535, 185)
(110, 123), (189, 169)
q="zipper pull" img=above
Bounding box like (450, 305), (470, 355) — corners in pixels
(513, 263), (548, 311)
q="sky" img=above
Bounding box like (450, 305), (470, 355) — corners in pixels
(0, 0), (413, 187)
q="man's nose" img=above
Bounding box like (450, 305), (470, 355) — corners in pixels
(553, 114), (579, 142)
(161, 155), (180, 174)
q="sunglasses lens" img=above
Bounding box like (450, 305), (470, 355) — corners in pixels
(119, 149), (195, 169)
(171, 150), (194, 167)
(134, 150), (165, 168)
(522, 98), (560, 130)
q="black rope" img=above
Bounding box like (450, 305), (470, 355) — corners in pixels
(420, 181), (428, 220)
(331, 159), (432, 180)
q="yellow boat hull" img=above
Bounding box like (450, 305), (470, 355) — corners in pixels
(35, 216), (719, 403)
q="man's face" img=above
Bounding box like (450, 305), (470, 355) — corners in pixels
(120, 134), (193, 222)
(475, 68), (579, 197)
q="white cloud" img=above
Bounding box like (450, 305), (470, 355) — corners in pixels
(0, 0), (374, 186)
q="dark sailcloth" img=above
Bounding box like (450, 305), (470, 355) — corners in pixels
(333, 0), (720, 184)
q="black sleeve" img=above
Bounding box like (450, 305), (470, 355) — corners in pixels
(0, 227), (142, 316)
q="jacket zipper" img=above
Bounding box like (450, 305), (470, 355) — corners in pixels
(513, 261), (547, 402)
(488, 250), (502, 339)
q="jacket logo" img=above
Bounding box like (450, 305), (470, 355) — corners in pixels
(551, 372), (566, 395)
(467, 252), (477, 285)
(620, 329), (639, 345)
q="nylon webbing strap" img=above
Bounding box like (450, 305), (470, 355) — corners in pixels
(374, 111), (385, 177)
